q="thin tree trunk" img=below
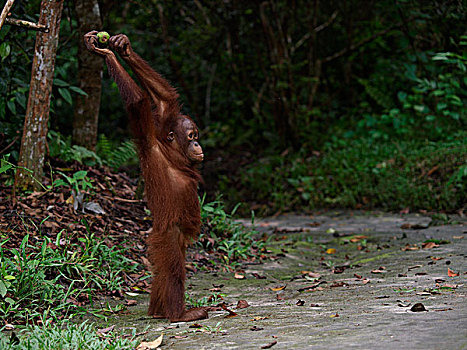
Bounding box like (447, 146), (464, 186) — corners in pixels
(72, 0), (103, 150)
(14, 0), (64, 192)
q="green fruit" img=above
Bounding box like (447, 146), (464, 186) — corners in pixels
(97, 31), (110, 45)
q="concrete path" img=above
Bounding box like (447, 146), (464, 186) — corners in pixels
(120, 212), (467, 350)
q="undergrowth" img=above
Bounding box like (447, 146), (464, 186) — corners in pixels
(199, 196), (265, 267)
(0, 321), (139, 350)
(0, 228), (138, 325)
(219, 133), (467, 215)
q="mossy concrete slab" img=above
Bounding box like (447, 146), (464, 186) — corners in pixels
(94, 212), (466, 349)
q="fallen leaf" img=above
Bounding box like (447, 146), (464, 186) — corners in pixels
(400, 208), (410, 214)
(301, 271), (321, 278)
(234, 273), (246, 280)
(333, 266), (346, 274)
(250, 325), (264, 331)
(330, 313), (339, 318)
(452, 235), (464, 239)
(431, 257), (444, 261)
(422, 242), (439, 249)
(326, 248), (337, 254)
(261, 340), (278, 349)
(221, 303), (238, 318)
(298, 281), (326, 292)
(189, 324), (203, 328)
(270, 285), (287, 292)
(252, 273), (266, 279)
(401, 244), (419, 251)
(371, 269), (386, 274)
(408, 264), (422, 270)
(330, 281), (347, 288)
(251, 316), (269, 321)
(349, 235), (368, 243)
(137, 334), (163, 350)
(354, 273), (362, 279)
(410, 303), (427, 312)
(97, 325), (115, 334)
(237, 300), (250, 309)
(276, 294), (283, 301)
(296, 299), (305, 306)
(126, 299), (137, 306)
(448, 268), (459, 277)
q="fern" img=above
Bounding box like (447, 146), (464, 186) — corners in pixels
(107, 140), (138, 169)
(96, 136), (137, 169)
(97, 134), (113, 160)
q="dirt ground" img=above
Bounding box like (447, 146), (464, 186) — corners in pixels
(96, 211), (466, 350)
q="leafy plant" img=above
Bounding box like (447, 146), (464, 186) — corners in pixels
(199, 195), (265, 265)
(0, 227), (139, 325)
(0, 321), (138, 350)
(185, 292), (224, 308)
(96, 135), (138, 170)
(48, 131), (103, 166)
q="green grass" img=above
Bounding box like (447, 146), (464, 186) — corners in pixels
(0, 228), (138, 325)
(0, 322), (138, 350)
(199, 196), (266, 266)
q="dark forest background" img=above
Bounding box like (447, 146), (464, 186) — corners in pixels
(1, 0), (466, 214)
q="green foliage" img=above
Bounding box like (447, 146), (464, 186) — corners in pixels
(53, 170), (93, 194)
(185, 292), (224, 308)
(0, 321), (138, 349)
(222, 133), (467, 214)
(48, 131), (102, 167)
(0, 228), (138, 324)
(96, 135), (138, 170)
(199, 196), (264, 265)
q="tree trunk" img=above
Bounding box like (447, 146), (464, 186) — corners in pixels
(72, 0), (103, 150)
(14, 0), (64, 192)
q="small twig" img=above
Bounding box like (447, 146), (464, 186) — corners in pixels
(5, 18), (49, 32)
(0, 0), (15, 31)
(0, 135), (19, 154)
(322, 23), (402, 63)
(101, 195), (142, 203)
(292, 10), (338, 54)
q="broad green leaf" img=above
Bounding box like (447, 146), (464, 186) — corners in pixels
(69, 86), (88, 96)
(0, 280), (6, 297)
(53, 78), (69, 87)
(7, 100), (16, 114)
(0, 42), (11, 60)
(58, 88), (73, 104)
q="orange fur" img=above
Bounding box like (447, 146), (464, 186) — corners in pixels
(100, 34), (207, 322)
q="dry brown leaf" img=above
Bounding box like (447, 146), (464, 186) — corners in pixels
(422, 241), (439, 249)
(270, 285), (287, 292)
(448, 268), (459, 277)
(251, 316), (269, 321)
(401, 244), (419, 251)
(261, 340), (278, 349)
(349, 235), (368, 243)
(237, 300), (250, 309)
(97, 325), (115, 334)
(301, 271), (321, 278)
(234, 273), (246, 280)
(136, 334), (163, 349)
